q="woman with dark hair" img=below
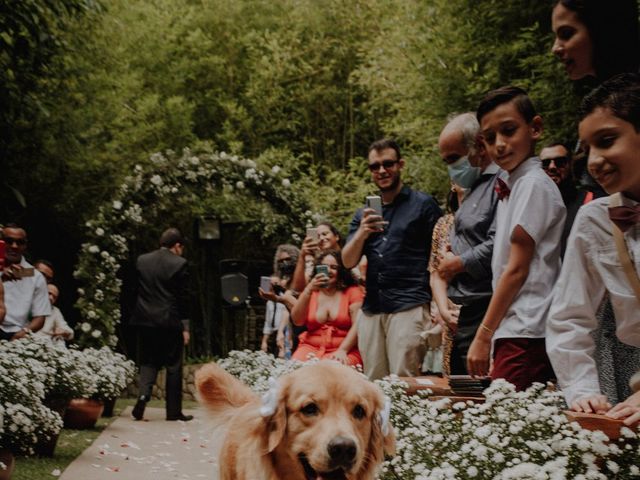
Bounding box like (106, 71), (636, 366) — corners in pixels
(549, 0), (640, 411)
(291, 221), (367, 292)
(551, 0), (639, 82)
(290, 249), (363, 366)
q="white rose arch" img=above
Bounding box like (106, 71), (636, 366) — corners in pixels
(73, 147), (316, 348)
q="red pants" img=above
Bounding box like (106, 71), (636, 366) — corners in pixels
(491, 338), (555, 391)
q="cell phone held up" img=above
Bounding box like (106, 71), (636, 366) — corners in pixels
(260, 276), (273, 293)
(365, 195), (383, 217)
(314, 264), (330, 287)
(365, 195), (384, 232)
(306, 227), (319, 243)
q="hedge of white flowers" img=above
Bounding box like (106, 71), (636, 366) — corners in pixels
(0, 339), (64, 455)
(0, 338), (136, 455)
(216, 350), (640, 480)
(74, 147), (318, 348)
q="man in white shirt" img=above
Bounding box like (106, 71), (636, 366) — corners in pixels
(0, 224), (51, 341)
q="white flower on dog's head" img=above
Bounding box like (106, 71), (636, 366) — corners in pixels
(259, 377), (280, 417)
(379, 396), (392, 436)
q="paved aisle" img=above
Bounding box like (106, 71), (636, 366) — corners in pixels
(60, 407), (220, 480)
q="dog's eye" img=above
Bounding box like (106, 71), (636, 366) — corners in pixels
(300, 403), (319, 416)
(352, 405), (366, 419)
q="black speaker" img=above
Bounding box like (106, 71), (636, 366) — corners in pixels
(220, 259), (249, 307)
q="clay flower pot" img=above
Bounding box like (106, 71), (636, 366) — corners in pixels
(0, 449), (15, 480)
(63, 398), (104, 429)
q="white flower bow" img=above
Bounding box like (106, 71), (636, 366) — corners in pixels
(259, 377), (280, 417)
(379, 396), (392, 436)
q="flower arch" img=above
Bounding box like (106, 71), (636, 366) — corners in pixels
(73, 147), (316, 348)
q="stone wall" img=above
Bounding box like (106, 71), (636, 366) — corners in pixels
(125, 363), (205, 401)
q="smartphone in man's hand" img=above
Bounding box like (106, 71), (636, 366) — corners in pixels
(365, 195), (383, 217)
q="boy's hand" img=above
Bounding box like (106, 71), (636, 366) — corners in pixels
(467, 335), (491, 377)
(606, 391), (640, 425)
(571, 394), (611, 415)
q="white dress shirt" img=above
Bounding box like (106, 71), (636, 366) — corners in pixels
(547, 194), (640, 405)
(34, 306), (74, 344)
(492, 157), (566, 340)
(263, 301), (288, 335)
(1, 258), (51, 333)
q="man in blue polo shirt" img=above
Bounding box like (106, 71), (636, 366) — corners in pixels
(343, 139), (442, 380)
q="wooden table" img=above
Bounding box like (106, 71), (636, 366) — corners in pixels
(400, 376), (638, 440)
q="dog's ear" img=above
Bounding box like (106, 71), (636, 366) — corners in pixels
(263, 376), (289, 453)
(370, 394), (396, 456)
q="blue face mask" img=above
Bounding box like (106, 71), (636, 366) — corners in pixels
(447, 156), (481, 188)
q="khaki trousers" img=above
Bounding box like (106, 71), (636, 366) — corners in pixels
(357, 305), (428, 380)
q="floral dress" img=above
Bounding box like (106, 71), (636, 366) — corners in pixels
(424, 213), (460, 375)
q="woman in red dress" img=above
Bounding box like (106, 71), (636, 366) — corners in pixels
(291, 249), (363, 367)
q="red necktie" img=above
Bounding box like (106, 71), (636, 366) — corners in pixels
(495, 178), (510, 201)
(609, 204), (640, 232)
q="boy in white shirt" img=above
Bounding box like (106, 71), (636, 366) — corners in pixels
(547, 73), (640, 425)
(467, 86), (566, 390)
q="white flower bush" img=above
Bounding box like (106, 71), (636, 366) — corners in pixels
(14, 338), (97, 400)
(0, 340), (63, 455)
(0, 338), (136, 455)
(213, 350), (640, 479)
(74, 147), (317, 348)
(81, 347), (136, 400)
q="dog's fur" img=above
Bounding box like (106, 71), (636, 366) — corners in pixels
(195, 361), (395, 480)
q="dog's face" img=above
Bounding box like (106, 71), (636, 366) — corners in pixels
(265, 362), (395, 480)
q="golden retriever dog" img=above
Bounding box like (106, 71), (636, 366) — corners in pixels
(195, 361), (395, 480)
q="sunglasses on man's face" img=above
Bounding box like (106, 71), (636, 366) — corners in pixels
(3, 237), (26, 246)
(541, 157), (569, 169)
(368, 159), (399, 172)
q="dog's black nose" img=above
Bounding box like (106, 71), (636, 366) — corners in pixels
(327, 436), (357, 466)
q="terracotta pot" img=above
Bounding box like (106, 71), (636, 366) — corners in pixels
(101, 397), (117, 417)
(0, 449), (15, 480)
(63, 398), (104, 429)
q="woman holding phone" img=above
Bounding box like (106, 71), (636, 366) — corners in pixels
(291, 222), (342, 292)
(291, 249), (363, 366)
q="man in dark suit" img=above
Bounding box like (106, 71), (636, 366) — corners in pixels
(130, 228), (193, 421)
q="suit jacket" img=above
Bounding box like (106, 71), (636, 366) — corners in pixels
(130, 248), (190, 330)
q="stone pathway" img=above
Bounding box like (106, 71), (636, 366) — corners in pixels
(60, 406), (220, 480)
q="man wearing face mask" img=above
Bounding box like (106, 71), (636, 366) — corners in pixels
(437, 113), (502, 375)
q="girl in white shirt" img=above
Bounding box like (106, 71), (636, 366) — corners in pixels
(547, 73), (640, 426)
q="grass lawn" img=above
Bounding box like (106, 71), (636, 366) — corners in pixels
(12, 398), (199, 480)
